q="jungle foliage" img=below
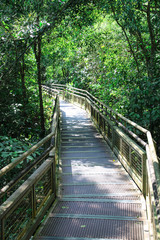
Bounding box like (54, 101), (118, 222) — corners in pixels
(0, 0), (160, 165)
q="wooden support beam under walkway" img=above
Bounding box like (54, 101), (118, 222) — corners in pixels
(34, 100), (149, 240)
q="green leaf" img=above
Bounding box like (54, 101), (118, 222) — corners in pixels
(1, 152), (10, 157)
(81, 225), (86, 228)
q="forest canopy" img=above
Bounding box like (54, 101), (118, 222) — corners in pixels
(0, 0), (160, 154)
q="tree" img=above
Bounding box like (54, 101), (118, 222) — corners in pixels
(34, 17), (45, 137)
(0, 0), (159, 148)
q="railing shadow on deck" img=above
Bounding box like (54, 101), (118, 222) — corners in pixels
(0, 92), (60, 240)
(43, 83), (160, 240)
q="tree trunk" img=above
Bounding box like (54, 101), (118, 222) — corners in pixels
(110, 4), (140, 74)
(19, 50), (29, 138)
(34, 35), (45, 138)
(20, 53), (27, 105)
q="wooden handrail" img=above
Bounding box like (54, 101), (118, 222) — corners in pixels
(44, 85), (147, 147)
(49, 83), (159, 161)
(0, 131), (55, 178)
(0, 90), (60, 240)
(0, 145), (53, 198)
(49, 84), (148, 135)
(0, 159), (52, 218)
(0, 94), (59, 179)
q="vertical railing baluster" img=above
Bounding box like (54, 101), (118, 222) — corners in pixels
(51, 160), (56, 197)
(32, 184), (36, 219)
(142, 155), (147, 198)
(120, 137), (123, 156)
(112, 127), (115, 150)
(129, 147), (131, 165)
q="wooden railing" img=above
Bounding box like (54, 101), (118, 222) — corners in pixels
(0, 92), (60, 240)
(44, 83), (160, 240)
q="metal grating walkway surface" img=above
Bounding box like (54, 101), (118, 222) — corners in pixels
(34, 100), (149, 240)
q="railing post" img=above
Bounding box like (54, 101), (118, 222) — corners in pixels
(91, 105), (93, 118)
(142, 155), (147, 198)
(85, 98), (87, 111)
(98, 112), (100, 127)
(62, 90), (65, 99)
(32, 184), (36, 219)
(129, 147), (132, 165)
(51, 158), (56, 197)
(103, 119), (106, 136)
(120, 137), (123, 155)
(102, 117), (104, 134)
(112, 127), (115, 150)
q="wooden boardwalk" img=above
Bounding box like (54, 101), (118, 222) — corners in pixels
(35, 100), (148, 240)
